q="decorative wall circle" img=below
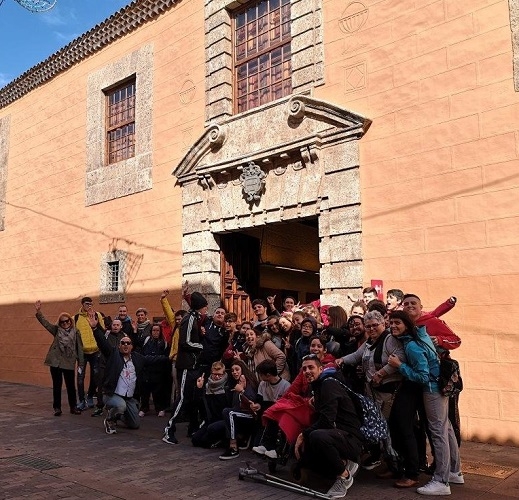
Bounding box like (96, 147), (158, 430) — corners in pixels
(339, 2), (368, 33)
(179, 79), (196, 104)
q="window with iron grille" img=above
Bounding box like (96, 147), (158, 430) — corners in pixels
(107, 261), (120, 292)
(105, 78), (136, 165)
(234, 0), (292, 113)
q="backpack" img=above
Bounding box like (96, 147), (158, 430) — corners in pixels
(323, 377), (389, 444)
(418, 339), (463, 398)
(438, 354), (463, 398)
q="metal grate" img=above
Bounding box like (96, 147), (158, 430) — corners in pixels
(462, 460), (517, 479)
(5, 454), (62, 471)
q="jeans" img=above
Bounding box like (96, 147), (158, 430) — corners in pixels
(77, 352), (100, 402)
(423, 391), (460, 483)
(50, 366), (77, 411)
(104, 394), (140, 429)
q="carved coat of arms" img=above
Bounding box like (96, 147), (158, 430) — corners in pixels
(239, 161), (266, 201)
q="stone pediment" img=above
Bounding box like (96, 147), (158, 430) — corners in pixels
(173, 95), (371, 185)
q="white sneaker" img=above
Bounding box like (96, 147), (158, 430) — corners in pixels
(264, 449), (278, 459)
(158, 410), (165, 417)
(346, 460), (359, 477)
(327, 475), (353, 499)
(252, 445), (267, 455)
(448, 471), (464, 484)
(138, 411), (145, 417)
(417, 480), (451, 496)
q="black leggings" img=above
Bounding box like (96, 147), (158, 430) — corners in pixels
(50, 366), (77, 411)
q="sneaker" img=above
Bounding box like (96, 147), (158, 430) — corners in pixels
(104, 418), (117, 435)
(158, 410), (166, 417)
(86, 396), (95, 408)
(70, 408), (82, 415)
(264, 449), (278, 459)
(53, 409), (62, 417)
(76, 400), (87, 411)
(91, 408), (104, 417)
(327, 475), (353, 499)
(346, 460), (359, 478)
(138, 411), (145, 417)
(362, 457), (382, 470)
(417, 480), (451, 496)
(448, 471), (464, 484)
(219, 448), (239, 460)
(162, 434), (178, 445)
(252, 445), (267, 455)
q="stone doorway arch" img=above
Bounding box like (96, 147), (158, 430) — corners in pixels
(173, 95), (371, 311)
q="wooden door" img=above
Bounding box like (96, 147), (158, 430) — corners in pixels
(220, 233), (260, 323)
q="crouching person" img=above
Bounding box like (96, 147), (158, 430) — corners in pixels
(89, 313), (168, 435)
(191, 361), (232, 448)
(294, 355), (363, 499)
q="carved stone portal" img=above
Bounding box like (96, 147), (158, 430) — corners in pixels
(173, 95), (371, 309)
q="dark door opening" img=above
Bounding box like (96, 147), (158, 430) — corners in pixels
(219, 218), (320, 321)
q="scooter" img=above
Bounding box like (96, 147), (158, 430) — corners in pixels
(238, 462), (332, 499)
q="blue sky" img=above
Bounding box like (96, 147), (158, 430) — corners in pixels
(0, 0), (131, 88)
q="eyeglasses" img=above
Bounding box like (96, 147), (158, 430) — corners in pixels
(59, 319), (71, 325)
(211, 372), (224, 378)
(83, 302), (93, 307)
(364, 323), (381, 330)
(120, 341), (132, 346)
(302, 353), (318, 361)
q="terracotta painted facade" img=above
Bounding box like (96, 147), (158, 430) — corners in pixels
(0, 0), (518, 445)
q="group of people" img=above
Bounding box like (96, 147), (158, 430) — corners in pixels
(35, 285), (464, 498)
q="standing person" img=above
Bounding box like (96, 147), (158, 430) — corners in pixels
(197, 305), (228, 379)
(35, 300), (83, 416)
(160, 289), (187, 407)
(133, 308), (152, 351)
(252, 299), (269, 331)
(74, 297), (105, 411)
(388, 310), (463, 496)
(115, 305), (135, 342)
(162, 291), (208, 445)
(294, 357), (363, 499)
(386, 289), (404, 312)
(139, 323), (170, 417)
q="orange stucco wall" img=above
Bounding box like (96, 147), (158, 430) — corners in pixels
(0, 2), (206, 386)
(317, 0), (519, 444)
(0, 0), (518, 444)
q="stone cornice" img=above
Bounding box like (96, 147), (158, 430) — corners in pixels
(0, 0), (176, 109)
(173, 95), (371, 185)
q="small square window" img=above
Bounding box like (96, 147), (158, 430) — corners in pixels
(107, 261), (120, 292)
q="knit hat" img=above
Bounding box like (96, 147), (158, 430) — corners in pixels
(190, 291), (208, 310)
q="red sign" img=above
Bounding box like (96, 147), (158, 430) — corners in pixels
(371, 279), (383, 300)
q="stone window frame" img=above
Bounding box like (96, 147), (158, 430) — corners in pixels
(511, 0), (519, 90)
(205, 0), (324, 123)
(0, 115), (9, 231)
(85, 44), (154, 206)
(99, 250), (127, 304)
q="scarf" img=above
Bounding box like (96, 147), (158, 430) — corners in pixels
(57, 327), (76, 358)
(137, 319), (151, 332)
(205, 373), (228, 395)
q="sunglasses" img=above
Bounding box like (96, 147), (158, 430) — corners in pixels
(120, 341), (132, 346)
(302, 353), (319, 361)
(59, 319), (71, 325)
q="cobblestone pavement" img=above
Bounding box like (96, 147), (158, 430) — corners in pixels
(0, 382), (517, 499)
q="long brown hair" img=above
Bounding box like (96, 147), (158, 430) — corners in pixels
(230, 359), (258, 392)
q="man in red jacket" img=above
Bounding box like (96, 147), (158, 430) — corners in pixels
(402, 294), (460, 351)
